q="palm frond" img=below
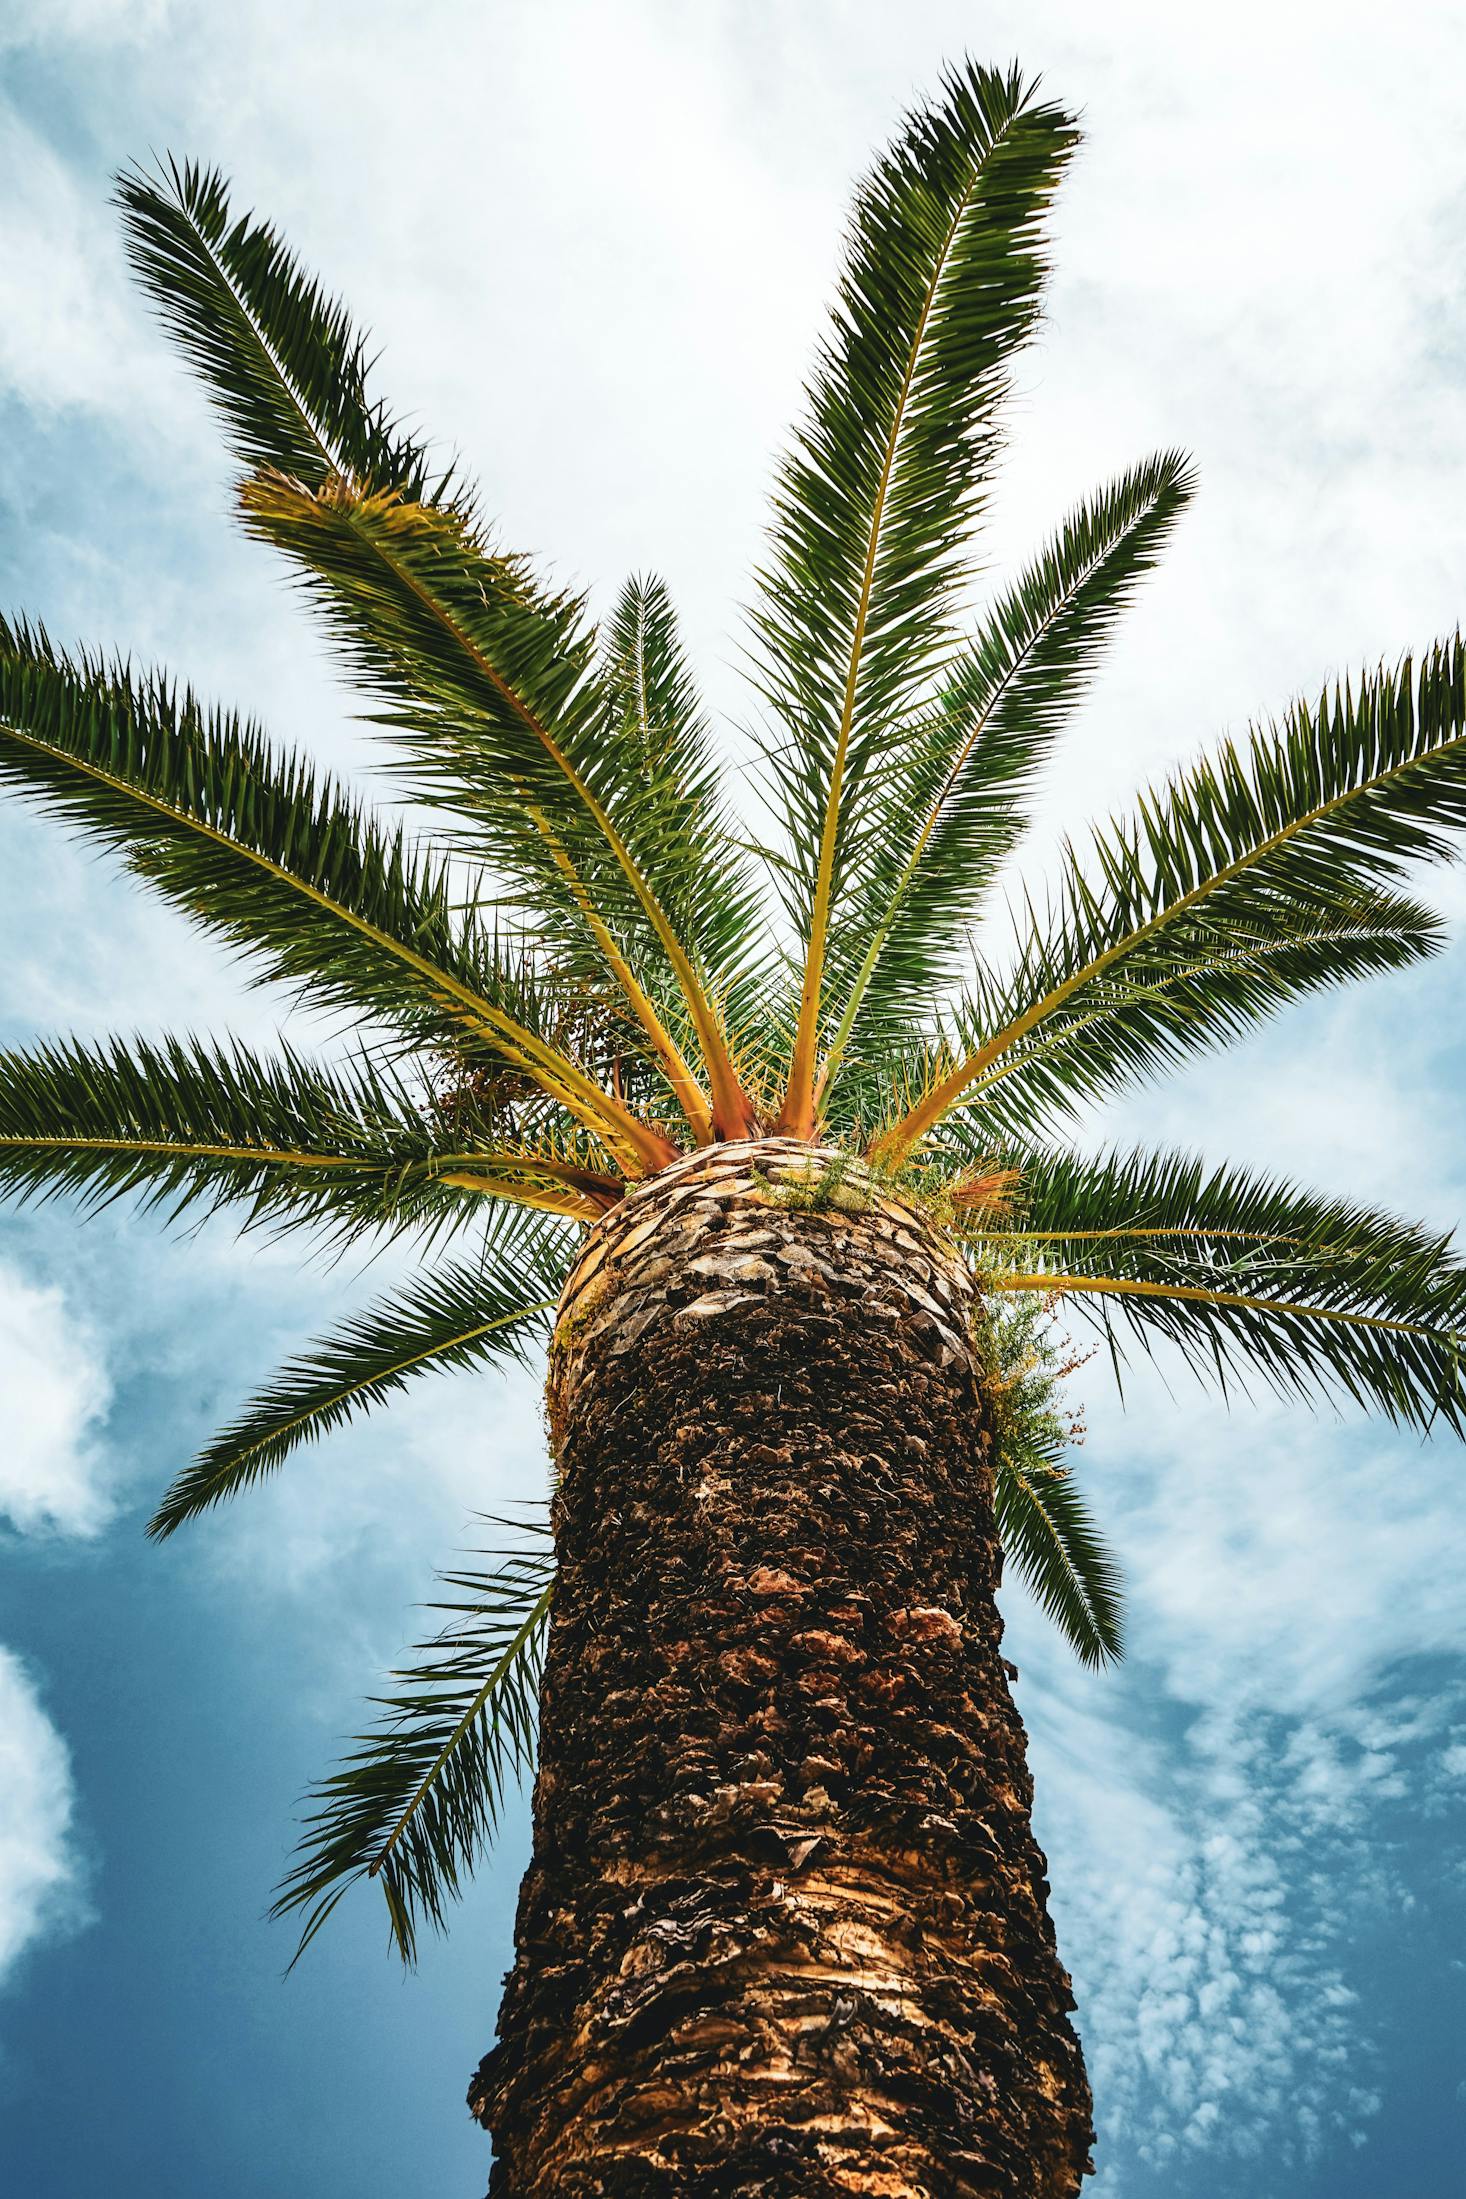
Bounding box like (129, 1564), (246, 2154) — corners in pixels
(821, 450), (1195, 1087)
(117, 156), (753, 1140)
(877, 636), (1466, 1156)
(116, 156), (448, 500)
(934, 892), (1440, 1150)
(752, 59), (1078, 1132)
(976, 1285), (1121, 1666)
(238, 476), (755, 1139)
(975, 1145), (1466, 1432)
(151, 1213), (571, 1535)
(273, 1530), (554, 1965)
(0, 621), (666, 1170)
(0, 1031), (468, 1239)
(994, 1449), (1122, 1668)
(600, 574), (767, 1039)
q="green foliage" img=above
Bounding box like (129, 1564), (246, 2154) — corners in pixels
(238, 484), (658, 966)
(150, 1212), (573, 1536)
(823, 450), (1196, 1079)
(751, 61), (1077, 1033)
(0, 619), (634, 1144)
(599, 574), (766, 1025)
(0, 1031), (471, 1241)
(115, 156), (447, 500)
(974, 1145), (1466, 1432)
(3, 55), (1465, 1960)
(904, 642), (1466, 1150)
(750, 1147), (873, 1212)
(978, 1293), (1121, 1667)
(272, 1524), (555, 1964)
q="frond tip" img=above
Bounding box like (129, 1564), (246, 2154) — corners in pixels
(273, 1529), (555, 1966)
(149, 1211), (572, 1536)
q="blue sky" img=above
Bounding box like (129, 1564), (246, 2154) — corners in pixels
(2, 3), (1466, 2193)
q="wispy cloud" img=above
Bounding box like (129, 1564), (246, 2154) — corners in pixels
(0, 1648), (86, 1990)
(1006, 1353), (1466, 2185)
(0, 1257), (110, 1990)
(0, 1257), (112, 1538)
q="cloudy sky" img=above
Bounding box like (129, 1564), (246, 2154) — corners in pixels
(3, 2), (1466, 2193)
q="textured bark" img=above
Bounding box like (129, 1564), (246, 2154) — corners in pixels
(470, 1140), (1093, 2197)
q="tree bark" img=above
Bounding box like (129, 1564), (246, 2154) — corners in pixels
(469, 1140), (1093, 2197)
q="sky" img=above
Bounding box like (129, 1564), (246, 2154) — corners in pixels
(2, 2), (1466, 2193)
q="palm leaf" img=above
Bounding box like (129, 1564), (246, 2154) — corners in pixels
(977, 1284), (1122, 1666)
(821, 449), (1195, 1088)
(752, 60), (1078, 1132)
(0, 1030), (622, 1244)
(877, 636), (1466, 1156)
(993, 1446), (1123, 1668)
(239, 476), (755, 1139)
(928, 892), (1441, 1150)
(151, 1213), (571, 1535)
(115, 156), (446, 498)
(118, 157), (753, 1140)
(976, 1145), (1466, 1431)
(0, 1031), (464, 1238)
(599, 574), (766, 1040)
(273, 1530), (554, 1964)
(0, 620), (666, 1170)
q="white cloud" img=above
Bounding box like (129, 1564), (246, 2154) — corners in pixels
(1031, 1692), (1381, 2181)
(0, 1263), (108, 1990)
(1, 0), (169, 46)
(1089, 1377), (1466, 1716)
(0, 104), (161, 426)
(0, 1258), (113, 1537)
(1021, 1640), (1445, 2183)
(0, 1647), (85, 1988)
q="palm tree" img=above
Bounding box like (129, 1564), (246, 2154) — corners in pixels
(4, 55), (1465, 2196)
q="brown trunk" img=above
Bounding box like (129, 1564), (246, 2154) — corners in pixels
(469, 1140), (1093, 2196)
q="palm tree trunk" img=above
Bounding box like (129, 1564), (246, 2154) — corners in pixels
(469, 1140), (1093, 2196)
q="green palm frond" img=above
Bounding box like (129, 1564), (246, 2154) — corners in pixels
(116, 157), (448, 501)
(821, 450), (1195, 1087)
(0, 1031), (469, 1238)
(273, 1528), (554, 1964)
(117, 157), (752, 1141)
(994, 1452), (1122, 1669)
(238, 476), (754, 1141)
(600, 574), (766, 1032)
(937, 891), (1440, 1149)
(753, 60), (1078, 1132)
(979, 1288), (1122, 1666)
(877, 637), (1466, 1155)
(151, 1213), (571, 1536)
(975, 1145), (1466, 1431)
(0, 620), (666, 1170)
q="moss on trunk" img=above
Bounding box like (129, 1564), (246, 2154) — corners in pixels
(470, 1140), (1093, 2196)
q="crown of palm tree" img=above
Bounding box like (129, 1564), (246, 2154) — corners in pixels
(5, 60), (1466, 1961)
